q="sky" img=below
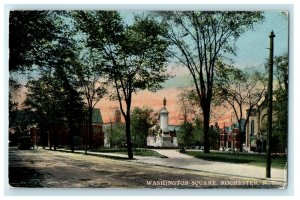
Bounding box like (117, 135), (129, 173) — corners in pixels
(9, 11), (289, 125)
(1, 1), (297, 198)
(97, 11), (289, 125)
(230, 11), (288, 68)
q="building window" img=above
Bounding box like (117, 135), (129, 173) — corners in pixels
(250, 120), (255, 136)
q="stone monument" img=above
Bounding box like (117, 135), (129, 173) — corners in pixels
(147, 97), (178, 148)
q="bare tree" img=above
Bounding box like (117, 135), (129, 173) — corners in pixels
(160, 11), (264, 153)
(177, 89), (199, 123)
(214, 63), (267, 152)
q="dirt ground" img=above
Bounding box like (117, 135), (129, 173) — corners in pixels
(8, 147), (284, 189)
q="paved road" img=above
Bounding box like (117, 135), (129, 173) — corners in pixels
(8, 148), (284, 189)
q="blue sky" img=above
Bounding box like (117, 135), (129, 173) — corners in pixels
(12, 11), (289, 89)
(162, 11), (289, 88)
(231, 11), (288, 68)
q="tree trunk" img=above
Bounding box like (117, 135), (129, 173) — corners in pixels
(53, 131), (57, 151)
(238, 122), (243, 152)
(88, 107), (93, 149)
(70, 129), (74, 153)
(42, 130), (46, 149)
(125, 111), (134, 159)
(85, 111), (88, 154)
(202, 104), (210, 153)
(53, 124), (57, 151)
(69, 119), (74, 153)
(48, 130), (52, 150)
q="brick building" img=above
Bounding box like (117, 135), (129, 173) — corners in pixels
(30, 108), (105, 148)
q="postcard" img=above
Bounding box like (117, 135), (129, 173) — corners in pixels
(8, 9), (288, 190)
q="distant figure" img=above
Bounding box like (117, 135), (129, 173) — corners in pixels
(163, 97), (167, 108)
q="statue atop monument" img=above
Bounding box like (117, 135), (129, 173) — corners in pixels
(163, 97), (167, 108)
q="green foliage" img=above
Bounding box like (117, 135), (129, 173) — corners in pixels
(256, 54), (288, 153)
(192, 117), (205, 146)
(21, 13), (86, 150)
(178, 117), (219, 149)
(272, 54), (288, 153)
(72, 45), (107, 109)
(178, 121), (198, 148)
(9, 11), (58, 131)
(9, 108), (36, 135)
(74, 11), (170, 159)
(131, 107), (154, 147)
(209, 124), (220, 150)
(178, 121), (193, 147)
(70, 44), (107, 149)
(9, 11), (56, 72)
(73, 11), (170, 100)
(24, 73), (63, 127)
(105, 123), (126, 148)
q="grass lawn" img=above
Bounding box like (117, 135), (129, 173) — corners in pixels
(89, 148), (165, 158)
(184, 151), (287, 169)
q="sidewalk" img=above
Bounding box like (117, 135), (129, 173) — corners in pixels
(52, 148), (287, 183)
(132, 149), (287, 183)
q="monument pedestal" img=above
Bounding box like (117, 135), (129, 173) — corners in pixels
(147, 135), (178, 148)
(161, 134), (174, 147)
(147, 136), (155, 146)
(146, 97), (178, 148)
(173, 137), (178, 147)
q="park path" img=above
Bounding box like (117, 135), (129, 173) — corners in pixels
(54, 148), (287, 183)
(130, 149), (287, 183)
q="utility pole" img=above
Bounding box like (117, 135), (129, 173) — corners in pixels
(266, 31), (275, 178)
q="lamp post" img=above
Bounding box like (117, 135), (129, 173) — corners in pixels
(266, 31), (275, 178)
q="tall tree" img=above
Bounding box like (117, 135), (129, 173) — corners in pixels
(160, 11), (264, 153)
(50, 12), (86, 152)
(178, 121), (194, 148)
(131, 107), (154, 147)
(214, 63), (267, 152)
(74, 11), (170, 159)
(23, 12), (85, 151)
(177, 89), (198, 123)
(9, 79), (21, 128)
(24, 71), (64, 150)
(105, 123), (126, 148)
(9, 11), (57, 128)
(72, 46), (107, 152)
(9, 11), (55, 72)
(273, 54), (288, 152)
(192, 116), (204, 147)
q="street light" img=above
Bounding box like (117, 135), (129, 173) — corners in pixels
(266, 31), (275, 178)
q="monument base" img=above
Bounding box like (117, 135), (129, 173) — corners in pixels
(147, 134), (178, 148)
